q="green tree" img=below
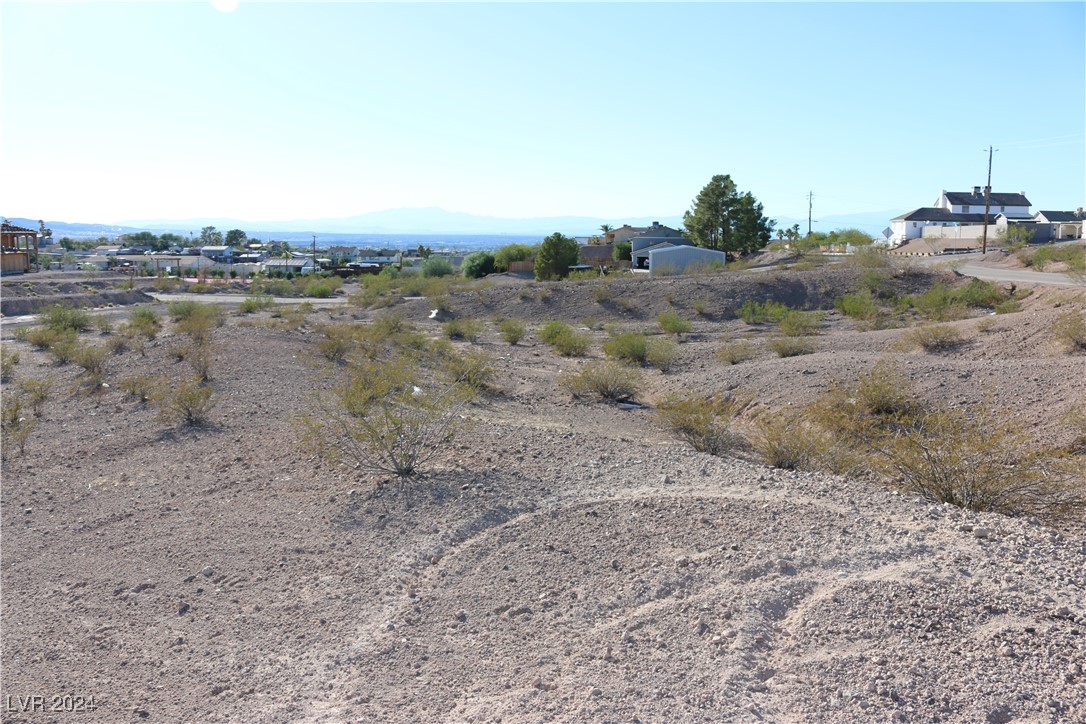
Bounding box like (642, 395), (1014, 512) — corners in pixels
(225, 229), (248, 247)
(534, 232), (579, 281)
(416, 244), (433, 259)
(600, 223), (613, 234)
(613, 241), (632, 263)
(199, 226), (223, 246)
(683, 174), (774, 256)
(494, 243), (535, 272)
(159, 233), (186, 249)
(461, 251), (496, 279)
(37, 220), (53, 243)
(998, 224), (1035, 249)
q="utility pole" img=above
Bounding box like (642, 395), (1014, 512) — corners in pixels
(807, 191), (814, 237)
(312, 234), (317, 272)
(981, 146), (995, 255)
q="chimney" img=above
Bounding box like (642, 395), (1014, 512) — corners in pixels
(652, 221), (660, 228)
(1076, 207), (1083, 217)
(973, 186), (981, 195)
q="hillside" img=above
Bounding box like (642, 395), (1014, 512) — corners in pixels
(1, 264), (1084, 722)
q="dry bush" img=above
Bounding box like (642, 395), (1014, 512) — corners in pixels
(538, 320), (572, 345)
(307, 358), (469, 479)
(560, 362), (640, 402)
(240, 295), (275, 314)
(656, 393), (750, 456)
(716, 340), (756, 365)
(25, 327), (75, 351)
(95, 315), (114, 335)
(154, 378), (217, 427)
(975, 317), (997, 333)
(48, 335), (82, 365)
(119, 374), (157, 404)
(768, 337), (815, 357)
(17, 377), (52, 416)
(188, 343), (213, 382)
(657, 311), (691, 337)
(1050, 309), (1086, 353)
(751, 409), (820, 470)
(127, 307), (161, 339)
(646, 339), (677, 372)
(73, 344), (107, 379)
(903, 323), (962, 352)
(603, 332), (649, 364)
(318, 323), (359, 363)
(39, 304), (91, 333)
(1, 348), (18, 382)
(778, 310), (823, 337)
(437, 348), (496, 396)
(497, 318), (526, 345)
(443, 317), (485, 342)
(1, 395), (36, 459)
(873, 405), (1084, 519)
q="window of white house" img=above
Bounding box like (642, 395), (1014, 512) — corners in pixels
(912, 222), (917, 228)
(962, 205), (970, 213)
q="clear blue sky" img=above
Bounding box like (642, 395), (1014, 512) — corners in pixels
(2, 1), (1083, 227)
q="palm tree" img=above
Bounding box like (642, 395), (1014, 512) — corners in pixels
(600, 224), (613, 234)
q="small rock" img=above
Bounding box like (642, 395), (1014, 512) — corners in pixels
(675, 556), (690, 568)
(178, 601), (190, 615)
(661, 474), (673, 485)
(588, 687), (602, 697)
(201, 566), (214, 577)
(973, 528), (990, 539)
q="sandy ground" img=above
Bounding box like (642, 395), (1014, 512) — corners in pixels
(1, 263), (1084, 723)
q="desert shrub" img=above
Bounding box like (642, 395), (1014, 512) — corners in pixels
(119, 374), (157, 404)
(498, 318), (526, 345)
(845, 246), (893, 270)
(168, 300), (221, 323)
(154, 378), (216, 427)
(646, 338), (677, 372)
(717, 340), (756, 365)
(171, 302), (224, 343)
(603, 332), (649, 365)
(875, 405), (1084, 519)
(854, 360), (919, 417)
(308, 359), (468, 479)
(691, 297), (710, 316)
(751, 410), (820, 470)
(300, 278), (335, 298)
(656, 393), (749, 456)
(1, 395), (36, 459)
(581, 316), (604, 331)
(1050, 309), (1086, 353)
(551, 329), (590, 357)
(94, 315), (114, 335)
(25, 327), (75, 352)
(421, 257), (455, 278)
(461, 251), (496, 279)
(613, 297), (638, 313)
(1, 348), (18, 382)
(738, 300), (791, 324)
(265, 279), (296, 296)
(318, 324), (358, 363)
(568, 269), (599, 282)
(73, 344), (107, 378)
(560, 362), (640, 402)
(908, 284), (969, 321)
(778, 310), (823, 337)
(768, 337), (815, 357)
(975, 317), (997, 333)
(47, 335), (82, 365)
(442, 317), (485, 343)
(439, 349), (496, 394)
(17, 377), (52, 416)
(240, 295), (275, 314)
(593, 284), (616, 303)
(904, 324), (962, 352)
(993, 299), (1020, 314)
(956, 279), (1006, 309)
(187, 283), (214, 293)
(1029, 244), (1086, 273)
(39, 304), (91, 333)
(538, 320), (572, 345)
(187, 343), (213, 382)
(657, 311), (692, 337)
(152, 276), (180, 291)
(835, 290), (880, 320)
(127, 307), (161, 338)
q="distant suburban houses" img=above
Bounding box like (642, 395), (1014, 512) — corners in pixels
(581, 221), (728, 275)
(889, 186), (1084, 255)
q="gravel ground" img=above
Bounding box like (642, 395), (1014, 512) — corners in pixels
(1, 265), (1084, 723)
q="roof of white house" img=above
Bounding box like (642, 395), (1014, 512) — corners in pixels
(941, 190), (1031, 207)
(201, 245), (232, 252)
(893, 208), (994, 223)
(1036, 210), (1085, 223)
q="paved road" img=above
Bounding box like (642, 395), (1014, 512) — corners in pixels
(950, 264), (1081, 287)
(147, 292), (350, 306)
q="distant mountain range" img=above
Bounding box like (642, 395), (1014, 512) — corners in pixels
(4, 207), (905, 241)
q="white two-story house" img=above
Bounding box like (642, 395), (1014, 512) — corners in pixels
(890, 187), (1032, 244)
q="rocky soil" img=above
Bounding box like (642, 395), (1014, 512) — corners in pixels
(1, 264), (1084, 723)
